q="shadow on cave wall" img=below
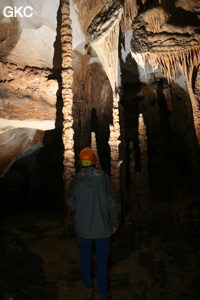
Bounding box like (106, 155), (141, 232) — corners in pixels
(91, 108), (111, 175)
(72, 106), (112, 176)
(121, 77), (200, 204)
(119, 37), (144, 189)
(71, 57), (113, 175)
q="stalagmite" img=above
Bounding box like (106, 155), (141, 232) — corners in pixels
(138, 112), (151, 211)
(128, 113), (151, 212)
(194, 66), (200, 142)
(88, 0), (123, 197)
(109, 93), (121, 198)
(138, 114), (148, 181)
(91, 132), (101, 170)
(61, 0), (75, 191)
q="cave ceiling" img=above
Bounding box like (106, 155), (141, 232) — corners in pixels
(0, 0), (199, 177)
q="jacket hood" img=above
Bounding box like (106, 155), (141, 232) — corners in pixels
(77, 174), (106, 188)
(76, 166), (106, 188)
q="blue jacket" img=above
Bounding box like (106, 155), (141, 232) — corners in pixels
(66, 166), (120, 239)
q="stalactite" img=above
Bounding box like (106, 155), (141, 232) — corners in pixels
(88, 1), (123, 91)
(72, 0), (107, 35)
(61, 0), (75, 191)
(121, 0), (138, 32)
(143, 6), (169, 33)
(88, 0), (123, 197)
(132, 45), (200, 143)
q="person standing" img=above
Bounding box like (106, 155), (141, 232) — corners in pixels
(66, 147), (120, 300)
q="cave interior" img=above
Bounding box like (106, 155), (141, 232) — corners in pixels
(0, 0), (200, 299)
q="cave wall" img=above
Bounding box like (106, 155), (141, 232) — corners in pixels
(72, 52), (113, 174)
(0, 0), (59, 178)
(0, 0), (199, 206)
(0, 2), (200, 299)
(130, 1), (200, 142)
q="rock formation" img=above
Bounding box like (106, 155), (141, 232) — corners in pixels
(131, 2), (200, 141)
(0, 0), (59, 177)
(0, 2), (200, 299)
(0, 0), (199, 197)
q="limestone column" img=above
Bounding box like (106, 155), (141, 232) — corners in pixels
(182, 61), (200, 144)
(88, 0), (123, 198)
(61, 0), (75, 191)
(137, 113), (151, 211)
(194, 66), (200, 143)
(91, 132), (101, 170)
(108, 92), (121, 199)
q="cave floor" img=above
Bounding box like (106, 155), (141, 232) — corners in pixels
(1, 188), (200, 300)
(0, 206), (140, 300)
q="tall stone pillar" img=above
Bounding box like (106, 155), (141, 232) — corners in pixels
(91, 132), (101, 170)
(183, 62), (200, 145)
(87, 0), (123, 199)
(61, 0), (75, 192)
(194, 66), (200, 143)
(109, 92), (121, 199)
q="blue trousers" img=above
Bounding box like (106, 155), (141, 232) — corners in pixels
(78, 237), (110, 295)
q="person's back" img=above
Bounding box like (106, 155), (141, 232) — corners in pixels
(70, 166), (118, 239)
(66, 147), (120, 300)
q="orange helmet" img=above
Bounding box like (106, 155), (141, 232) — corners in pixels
(79, 147), (97, 167)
